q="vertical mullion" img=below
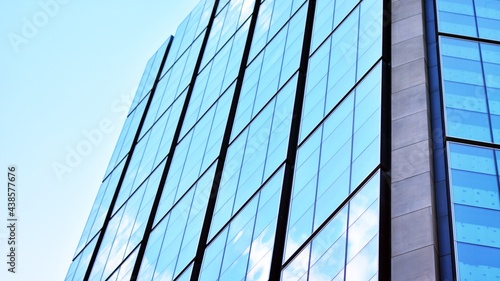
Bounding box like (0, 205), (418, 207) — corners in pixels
(379, 0), (392, 277)
(128, 1), (222, 280)
(268, 0), (317, 280)
(190, 0), (263, 279)
(83, 36), (174, 281)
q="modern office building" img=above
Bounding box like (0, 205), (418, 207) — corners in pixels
(65, 0), (500, 280)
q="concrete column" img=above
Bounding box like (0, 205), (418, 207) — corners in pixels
(391, 0), (439, 280)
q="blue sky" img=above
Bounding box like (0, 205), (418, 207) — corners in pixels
(0, 1), (199, 280)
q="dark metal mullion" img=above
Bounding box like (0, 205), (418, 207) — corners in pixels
(428, 0), (461, 279)
(83, 36), (174, 281)
(380, 0), (391, 173)
(190, 0), (263, 279)
(446, 136), (500, 150)
(170, 88), (223, 276)
(435, 57), (459, 281)
(378, 40), (392, 281)
(438, 31), (500, 45)
(128, 1), (221, 280)
(268, 0), (317, 280)
(378, 0), (392, 278)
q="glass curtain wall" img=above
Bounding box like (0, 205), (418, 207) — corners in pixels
(67, 0), (390, 280)
(434, 0), (500, 279)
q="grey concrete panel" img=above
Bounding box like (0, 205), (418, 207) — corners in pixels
(392, 59), (428, 93)
(391, 1), (439, 279)
(392, 83), (429, 120)
(392, 110), (431, 150)
(391, 0), (423, 23)
(392, 172), (433, 218)
(392, 207), (436, 257)
(391, 140), (432, 183)
(392, 13), (424, 45)
(392, 35), (426, 68)
(392, 245), (439, 281)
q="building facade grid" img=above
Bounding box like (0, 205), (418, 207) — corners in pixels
(66, 0), (500, 280)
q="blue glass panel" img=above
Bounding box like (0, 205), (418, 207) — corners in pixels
(451, 169), (500, 210)
(309, 208), (348, 280)
(104, 95), (149, 177)
(131, 37), (170, 111)
(136, 217), (167, 280)
(199, 228), (227, 281)
(200, 169), (282, 280)
(115, 92), (186, 213)
(140, 163), (216, 281)
(282, 171), (380, 279)
(111, 247), (138, 281)
(232, 6), (305, 140)
(345, 235), (379, 281)
(449, 143), (496, 175)
(201, 0), (254, 68)
(475, 0), (500, 41)
(347, 201), (379, 263)
(89, 160), (165, 280)
(439, 37), (500, 144)
(300, 41), (329, 141)
(301, 7), (382, 141)
(483, 64), (500, 91)
(65, 236), (98, 281)
(456, 243), (500, 280)
(491, 114), (500, 144)
(449, 143), (500, 280)
(334, 0), (361, 28)
(73, 158), (126, 258)
(211, 78), (293, 237)
(326, 8), (358, 110)
(310, 0), (335, 52)
(132, 56), (155, 109)
(287, 62), (382, 262)
(443, 81), (487, 113)
(155, 89), (231, 222)
(438, 0), (475, 16)
(437, 0), (476, 37)
(175, 263), (193, 281)
(441, 37), (481, 61)
(446, 108), (492, 142)
(249, 0), (306, 60)
(282, 245), (310, 281)
(441, 56), (483, 86)
(356, 0), (382, 80)
(454, 204), (500, 248)
(438, 0), (500, 41)
(164, 0), (213, 72)
(88, 206), (125, 281)
(438, 11), (477, 37)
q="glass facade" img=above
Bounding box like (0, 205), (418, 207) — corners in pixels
(65, 0), (500, 279)
(66, 0), (389, 279)
(431, 0), (500, 279)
